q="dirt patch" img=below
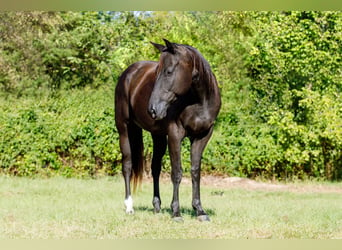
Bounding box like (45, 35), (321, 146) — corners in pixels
(199, 176), (342, 194)
(144, 173), (342, 194)
(200, 176), (287, 191)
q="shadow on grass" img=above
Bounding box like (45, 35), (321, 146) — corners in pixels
(135, 206), (216, 218)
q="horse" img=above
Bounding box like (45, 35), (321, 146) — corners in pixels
(115, 39), (221, 222)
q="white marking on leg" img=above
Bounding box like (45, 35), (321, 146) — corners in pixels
(124, 196), (134, 214)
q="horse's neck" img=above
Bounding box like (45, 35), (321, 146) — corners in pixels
(196, 76), (220, 119)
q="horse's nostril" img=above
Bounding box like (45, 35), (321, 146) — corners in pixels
(150, 108), (156, 119)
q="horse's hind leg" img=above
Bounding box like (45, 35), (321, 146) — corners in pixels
(117, 122), (143, 214)
(118, 128), (134, 214)
(117, 124), (135, 214)
(151, 134), (167, 213)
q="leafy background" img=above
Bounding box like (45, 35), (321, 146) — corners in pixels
(0, 11), (341, 180)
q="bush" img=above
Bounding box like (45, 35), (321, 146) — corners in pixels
(246, 11), (342, 180)
(0, 87), (121, 177)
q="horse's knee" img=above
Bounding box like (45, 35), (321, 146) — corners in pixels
(191, 166), (200, 178)
(171, 169), (182, 184)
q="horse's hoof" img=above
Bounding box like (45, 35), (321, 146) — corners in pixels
(152, 198), (161, 214)
(172, 216), (184, 223)
(197, 215), (210, 222)
(125, 209), (134, 215)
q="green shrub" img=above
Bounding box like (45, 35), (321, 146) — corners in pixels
(246, 11), (342, 180)
(0, 87), (121, 177)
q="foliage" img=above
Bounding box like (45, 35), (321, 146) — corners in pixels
(0, 12), (60, 94)
(0, 11), (341, 180)
(0, 12), (115, 93)
(0, 87), (120, 177)
(41, 12), (114, 89)
(246, 11), (342, 179)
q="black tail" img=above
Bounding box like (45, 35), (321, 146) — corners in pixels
(128, 123), (144, 192)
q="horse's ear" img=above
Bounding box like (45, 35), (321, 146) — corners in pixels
(150, 41), (165, 52)
(163, 38), (175, 54)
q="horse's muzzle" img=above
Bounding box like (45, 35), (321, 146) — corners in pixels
(148, 103), (167, 120)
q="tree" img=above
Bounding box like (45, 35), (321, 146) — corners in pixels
(0, 11), (62, 94)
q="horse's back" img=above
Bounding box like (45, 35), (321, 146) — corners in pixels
(116, 61), (157, 94)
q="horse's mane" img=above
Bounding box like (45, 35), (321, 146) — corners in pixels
(181, 44), (216, 93)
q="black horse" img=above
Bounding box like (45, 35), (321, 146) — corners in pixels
(115, 39), (221, 221)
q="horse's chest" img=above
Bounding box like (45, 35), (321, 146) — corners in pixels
(181, 106), (213, 135)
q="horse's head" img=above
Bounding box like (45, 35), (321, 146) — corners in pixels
(148, 39), (199, 120)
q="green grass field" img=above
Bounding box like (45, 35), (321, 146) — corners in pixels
(0, 176), (341, 239)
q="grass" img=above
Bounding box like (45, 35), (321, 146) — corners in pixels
(0, 176), (341, 239)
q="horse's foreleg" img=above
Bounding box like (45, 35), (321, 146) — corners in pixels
(190, 127), (213, 222)
(151, 134), (167, 213)
(168, 124), (185, 221)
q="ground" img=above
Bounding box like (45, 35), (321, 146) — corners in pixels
(1, 175), (341, 239)
(145, 173), (342, 194)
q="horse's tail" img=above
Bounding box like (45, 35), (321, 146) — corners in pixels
(128, 124), (144, 192)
